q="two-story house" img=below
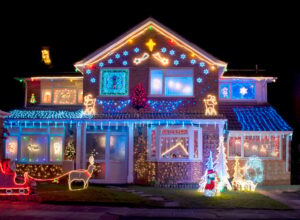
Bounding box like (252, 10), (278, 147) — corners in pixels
(3, 18), (293, 185)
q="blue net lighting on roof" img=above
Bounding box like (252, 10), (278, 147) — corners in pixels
(7, 110), (91, 119)
(233, 106), (292, 131)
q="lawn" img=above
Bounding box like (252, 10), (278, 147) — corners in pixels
(36, 183), (161, 207)
(36, 183), (290, 209)
(129, 185), (291, 210)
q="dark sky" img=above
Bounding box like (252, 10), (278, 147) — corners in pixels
(1, 3), (300, 167)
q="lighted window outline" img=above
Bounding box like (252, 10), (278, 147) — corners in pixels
(149, 68), (194, 97)
(53, 88), (77, 105)
(227, 133), (282, 160)
(147, 125), (202, 162)
(6, 126), (65, 164)
(99, 68), (129, 96)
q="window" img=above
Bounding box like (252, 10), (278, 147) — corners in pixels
(78, 89), (83, 103)
(50, 136), (63, 162)
(21, 135), (48, 163)
(41, 89), (52, 104)
(53, 88), (77, 105)
(5, 136), (18, 161)
(232, 83), (255, 99)
(148, 126), (201, 161)
(86, 133), (106, 160)
(150, 69), (193, 96)
(228, 135), (281, 159)
(100, 69), (129, 96)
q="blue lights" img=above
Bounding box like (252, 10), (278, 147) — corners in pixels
(86, 69), (91, 75)
(199, 62), (205, 67)
(180, 54), (186, 59)
(220, 84), (230, 99)
(97, 99), (131, 113)
(147, 100), (184, 113)
(134, 47), (140, 53)
(122, 61), (128, 66)
(7, 110), (89, 119)
(90, 77), (96, 83)
(233, 106), (292, 131)
(173, 60), (179, 66)
(115, 53), (120, 59)
(108, 59), (113, 64)
(99, 62), (104, 67)
(190, 59), (196, 65)
(203, 69), (209, 74)
(169, 50), (175, 56)
(196, 77), (203, 83)
(123, 50), (129, 56)
(232, 83), (255, 99)
(161, 47), (167, 53)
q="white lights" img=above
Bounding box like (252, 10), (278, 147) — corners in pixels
(240, 87), (248, 96)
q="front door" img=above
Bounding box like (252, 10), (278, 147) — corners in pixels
(86, 131), (128, 183)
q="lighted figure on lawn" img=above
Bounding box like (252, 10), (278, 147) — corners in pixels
(203, 95), (217, 116)
(204, 169), (219, 197)
(0, 159), (30, 195)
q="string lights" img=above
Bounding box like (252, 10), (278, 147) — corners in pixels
(203, 95), (218, 116)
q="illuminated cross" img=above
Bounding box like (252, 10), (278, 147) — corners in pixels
(146, 39), (156, 52)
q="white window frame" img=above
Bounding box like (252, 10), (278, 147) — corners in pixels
(227, 131), (288, 160)
(147, 125), (202, 162)
(149, 68), (194, 97)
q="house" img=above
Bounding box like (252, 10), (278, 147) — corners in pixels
(3, 18), (292, 185)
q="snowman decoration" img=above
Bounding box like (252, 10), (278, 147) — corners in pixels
(204, 169), (218, 197)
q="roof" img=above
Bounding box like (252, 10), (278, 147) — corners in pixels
(219, 103), (292, 131)
(74, 17), (227, 70)
(0, 110), (10, 118)
(222, 69), (276, 78)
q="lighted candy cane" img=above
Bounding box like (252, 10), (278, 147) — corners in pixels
(152, 52), (169, 65)
(133, 52), (149, 65)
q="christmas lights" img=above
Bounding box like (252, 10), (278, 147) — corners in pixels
(84, 94), (96, 115)
(203, 95), (217, 116)
(244, 156), (264, 184)
(152, 52), (169, 65)
(100, 69), (129, 96)
(41, 48), (51, 65)
(97, 99), (131, 113)
(131, 83), (147, 109)
(147, 100), (184, 113)
(145, 39), (156, 51)
(30, 94), (37, 104)
(133, 52), (149, 65)
(27, 144), (40, 152)
(161, 142), (188, 158)
(7, 109), (87, 119)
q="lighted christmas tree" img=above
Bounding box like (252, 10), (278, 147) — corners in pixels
(64, 140), (76, 160)
(232, 156), (243, 190)
(214, 136), (232, 191)
(198, 150), (215, 192)
(30, 93), (37, 104)
(131, 83), (147, 109)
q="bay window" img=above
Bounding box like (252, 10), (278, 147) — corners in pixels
(228, 134), (281, 159)
(148, 126), (202, 161)
(150, 69), (194, 97)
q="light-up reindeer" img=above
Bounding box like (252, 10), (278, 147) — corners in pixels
(204, 95), (218, 116)
(68, 155), (95, 191)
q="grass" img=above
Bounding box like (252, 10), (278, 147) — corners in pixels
(36, 183), (161, 207)
(129, 185), (291, 210)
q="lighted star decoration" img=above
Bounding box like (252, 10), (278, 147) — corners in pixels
(240, 87), (248, 96)
(146, 39), (156, 52)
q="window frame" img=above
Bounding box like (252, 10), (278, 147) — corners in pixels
(149, 68), (194, 97)
(219, 82), (256, 101)
(227, 132), (282, 160)
(147, 125), (202, 162)
(99, 68), (130, 97)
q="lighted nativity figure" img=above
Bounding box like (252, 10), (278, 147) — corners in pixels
(203, 95), (218, 116)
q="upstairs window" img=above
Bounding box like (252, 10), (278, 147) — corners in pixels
(100, 69), (129, 96)
(219, 82), (255, 100)
(150, 69), (193, 97)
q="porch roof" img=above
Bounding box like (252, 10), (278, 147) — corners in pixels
(219, 103), (292, 131)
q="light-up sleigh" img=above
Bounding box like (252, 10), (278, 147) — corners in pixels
(0, 159), (30, 195)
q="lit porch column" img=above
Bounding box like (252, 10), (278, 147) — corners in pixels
(127, 123), (134, 183)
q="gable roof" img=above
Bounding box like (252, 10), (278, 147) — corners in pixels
(74, 17), (227, 71)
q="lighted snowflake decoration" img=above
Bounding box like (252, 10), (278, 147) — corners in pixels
(203, 69), (209, 74)
(115, 53), (120, 59)
(122, 61), (128, 66)
(190, 59), (196, 65)
(90, 78), (96, 83)
(86, 69), (91, 75)
(161, 47), (167, 53)
(240, 87), (248, 96)
(199, 62), (205, 67)
(134, 47), (140, 53)
(99, 62), (104, 67)
(197, 77), (203, 83)
(108, 59), (113, 64)
(169, 50), (175, 56)
(123, 51), (129, 56)
(174, 60), (179, 66)
(180, 54), (186, 59)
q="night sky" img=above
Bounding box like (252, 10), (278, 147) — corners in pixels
(2, 3), (300, 180)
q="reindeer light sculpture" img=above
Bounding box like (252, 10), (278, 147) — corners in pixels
(68, 156), (95, 191)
